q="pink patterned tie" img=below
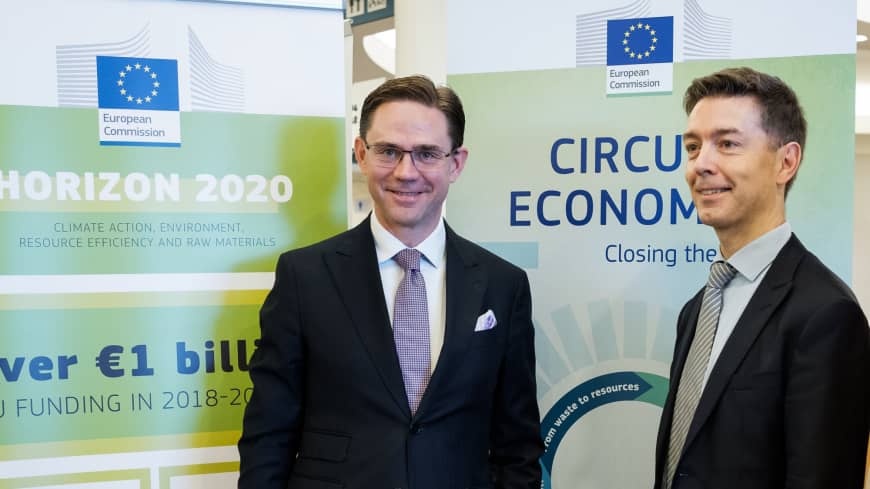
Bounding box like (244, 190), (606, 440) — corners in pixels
(393, 248), (431, 415)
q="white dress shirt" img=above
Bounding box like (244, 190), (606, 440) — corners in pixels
(702, 222), (792, 387)
(370, 215), (446, 374)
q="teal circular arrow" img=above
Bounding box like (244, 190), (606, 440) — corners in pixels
(539, 371), (669, 488)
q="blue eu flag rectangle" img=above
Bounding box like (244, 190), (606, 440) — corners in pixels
(97, 56), (179, 111)
(606, 17), (673, 66)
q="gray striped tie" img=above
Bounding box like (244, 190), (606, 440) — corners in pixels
(664, 260), (737, 489)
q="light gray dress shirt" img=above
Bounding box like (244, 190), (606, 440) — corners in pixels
(702, 222), (792, 387)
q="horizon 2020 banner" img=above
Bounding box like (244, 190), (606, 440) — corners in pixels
(0, 1), (346, 487)
(446, 0), (856, 487)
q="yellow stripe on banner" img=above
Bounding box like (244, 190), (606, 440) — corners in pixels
(0, 431), (241, 460)
(0, 290), (268, 310)
(159, 462), (240, 489)
(0, 469), (149, 489)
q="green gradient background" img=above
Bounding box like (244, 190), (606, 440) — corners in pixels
(448, 55), (855, 317)
(0, 106), (347, 274)
(447, 54), (856, 489)
(0, 303), (259, 445)
(0, 105), (348, 453)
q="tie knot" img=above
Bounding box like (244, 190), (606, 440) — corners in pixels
(707, 260), (737, 289)
(394, 248), (421, 272)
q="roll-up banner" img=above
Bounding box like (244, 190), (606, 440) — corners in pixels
(0, 1), (346, 486)
(446, 1), (855, 487)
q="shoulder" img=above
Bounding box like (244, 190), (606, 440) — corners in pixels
(275, 221), (370, 266)
(788, 241), (859, 305)
(786, 250), (869, 362)
(778, 237), (867, 329)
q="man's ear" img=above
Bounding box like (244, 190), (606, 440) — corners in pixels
(777, 141), (801, 188)
(448, 147), (468, 183)
(354, 137), (368, 171)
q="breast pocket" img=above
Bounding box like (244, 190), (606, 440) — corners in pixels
(729, 370), (781, 391)
(469, 327), (501, 350)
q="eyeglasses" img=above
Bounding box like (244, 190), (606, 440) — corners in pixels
(364, 142), (456, 170)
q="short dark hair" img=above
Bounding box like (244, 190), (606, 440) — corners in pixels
(684, 67), (807, 194)
(359, 75), (466, 149)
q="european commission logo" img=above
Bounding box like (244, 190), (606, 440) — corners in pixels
(96, 56), (181, 147)
(605, 16), (674, 96)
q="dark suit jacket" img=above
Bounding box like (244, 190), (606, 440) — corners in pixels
(655, 234), (870, 489)
(238, 217), (543, 489)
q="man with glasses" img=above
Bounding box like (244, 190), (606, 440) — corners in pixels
(239, 75), (543, 489)
(654, 67), (869, 489)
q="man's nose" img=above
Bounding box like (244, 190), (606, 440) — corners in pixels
(392, 151), (421, 178)
(692, 144), (717, 174)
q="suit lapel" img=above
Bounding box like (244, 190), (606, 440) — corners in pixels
(656, 288), (703, 476)
(670, 292), (705, 400)
(324, 217), (411, 418)
(415, 223), (487, 418)
(682, 235), (804, 451)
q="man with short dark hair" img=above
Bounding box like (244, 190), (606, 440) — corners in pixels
(239, 75), (543, 489)
(654, 66), (870, 489)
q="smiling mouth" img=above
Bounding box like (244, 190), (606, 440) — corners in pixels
(390, 190), (423, 196)
(699, 188), (730, 195)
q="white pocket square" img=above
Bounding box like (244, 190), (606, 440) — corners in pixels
(474, 309), (498, 332)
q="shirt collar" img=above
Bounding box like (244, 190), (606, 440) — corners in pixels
(370, 213), (446, 268)
(718, 222), (792, 282)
